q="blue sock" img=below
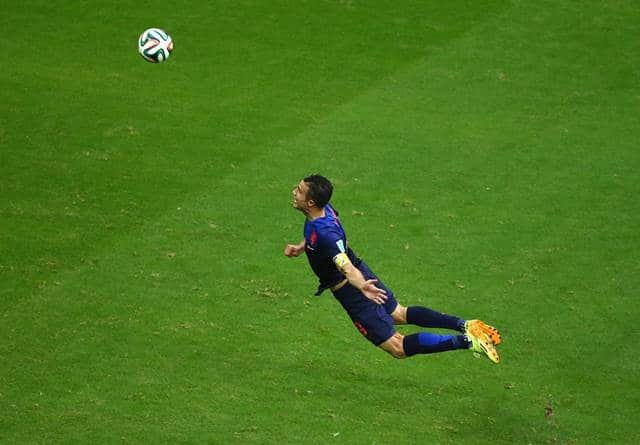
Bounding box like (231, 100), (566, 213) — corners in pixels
(403, 332), (470, 356)
(406, 306), (466, 332)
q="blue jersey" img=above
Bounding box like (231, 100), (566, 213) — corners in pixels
(304, 204), (360, 295)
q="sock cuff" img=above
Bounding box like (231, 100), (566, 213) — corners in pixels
(402, 333), (420, 357)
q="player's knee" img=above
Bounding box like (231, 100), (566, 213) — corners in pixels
(387, 346), (406, 359)
(381, 333), (407, 359)
(391, 305), (408, 324)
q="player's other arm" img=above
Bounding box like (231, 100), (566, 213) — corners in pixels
(284, 239), (305, 257)
(333, 252), (387, 305)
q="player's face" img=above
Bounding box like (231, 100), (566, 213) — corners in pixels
(292, 180), (311, 211)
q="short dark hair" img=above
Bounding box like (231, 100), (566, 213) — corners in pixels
(303, 174), (333, 208)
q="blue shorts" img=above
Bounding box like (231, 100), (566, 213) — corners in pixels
(331, 261), (398, 346)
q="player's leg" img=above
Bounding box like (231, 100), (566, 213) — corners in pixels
(378, 305), (469, 359)
(391, 304), (466, 332)
(379, 330), (471, 359)
(391, 303), (502, 345)
(353, 306), (468, 359)
(379, 328), (499, 363)
(388, 305), (500, 363)
(357, 308), (498, 362)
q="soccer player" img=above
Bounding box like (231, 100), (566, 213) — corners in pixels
(284, 174), (502, 363)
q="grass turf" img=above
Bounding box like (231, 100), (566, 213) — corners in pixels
(1, 1), (639, 443)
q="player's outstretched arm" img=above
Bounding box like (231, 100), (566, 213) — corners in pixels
(284, 240), (305, 257)
(333, 253), (387, 305)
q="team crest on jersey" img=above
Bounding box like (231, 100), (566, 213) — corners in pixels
(307, 230), (318, 250)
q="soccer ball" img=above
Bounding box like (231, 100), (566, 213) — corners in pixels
(138, 28), (173, 63)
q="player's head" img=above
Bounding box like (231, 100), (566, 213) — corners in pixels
(292, 174), (333, 212)
(304, 174), (333, 208)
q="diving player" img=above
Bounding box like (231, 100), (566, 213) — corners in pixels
(284, 174), (501, 362)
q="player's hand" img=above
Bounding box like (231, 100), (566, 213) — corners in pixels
(284, 244), (304, 257)
(362, 279), (387, 305)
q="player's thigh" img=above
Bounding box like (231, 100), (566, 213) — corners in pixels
(350, 304), (396, 347)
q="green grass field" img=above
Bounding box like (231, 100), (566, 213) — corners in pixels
(1, 1), (639, 443)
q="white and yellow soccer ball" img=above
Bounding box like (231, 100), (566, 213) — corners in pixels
(138, 28), (173, 63)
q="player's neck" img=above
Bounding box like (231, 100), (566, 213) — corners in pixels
(306, 206), (326, 221)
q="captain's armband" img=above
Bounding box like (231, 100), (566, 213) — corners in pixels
(332, 252), (351, 272)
